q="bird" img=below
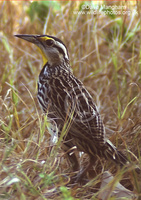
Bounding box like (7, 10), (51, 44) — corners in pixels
(15, 34), (138, 182)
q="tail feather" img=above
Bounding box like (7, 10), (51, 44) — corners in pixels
(104, 140), (141, 174)
(104, 140), (129, 167)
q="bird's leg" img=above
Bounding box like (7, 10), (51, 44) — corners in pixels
(67, 151), (79, 171)
(62, 142), (79, 171)
(74, 155), (95, 183)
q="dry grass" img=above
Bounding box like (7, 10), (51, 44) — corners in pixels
(0, 1), (141, 199)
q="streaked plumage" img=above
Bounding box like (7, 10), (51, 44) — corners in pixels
(15, 34), (139, 181)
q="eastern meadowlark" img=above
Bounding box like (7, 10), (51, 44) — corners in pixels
(15, 34), (139, 182)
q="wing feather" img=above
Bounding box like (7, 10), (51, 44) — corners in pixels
(47, 71), (106, 146)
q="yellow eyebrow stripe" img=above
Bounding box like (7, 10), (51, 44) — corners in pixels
(39, 36), (54, 42)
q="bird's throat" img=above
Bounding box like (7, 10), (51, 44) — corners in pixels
(37, 47), (48, 65)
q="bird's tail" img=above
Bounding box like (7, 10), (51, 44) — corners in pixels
(104, 140), (129, 167)
(103, 140), (141, 174)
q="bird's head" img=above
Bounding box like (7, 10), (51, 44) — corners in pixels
(15, 34), (69, 66)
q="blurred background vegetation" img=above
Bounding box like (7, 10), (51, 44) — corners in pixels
(0, 1), (141, 199)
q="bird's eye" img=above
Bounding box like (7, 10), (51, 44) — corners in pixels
(46, 39), (54, 46)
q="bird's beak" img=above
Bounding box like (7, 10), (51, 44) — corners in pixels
(15, 34), (48, 65)
(15, 34), (39, 45)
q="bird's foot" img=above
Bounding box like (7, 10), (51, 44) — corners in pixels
(69, 171), (89, 185)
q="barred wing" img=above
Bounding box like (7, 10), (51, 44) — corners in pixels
(47, 70), (106, 146)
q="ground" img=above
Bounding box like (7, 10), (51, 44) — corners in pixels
(0, 1), (141, 199)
